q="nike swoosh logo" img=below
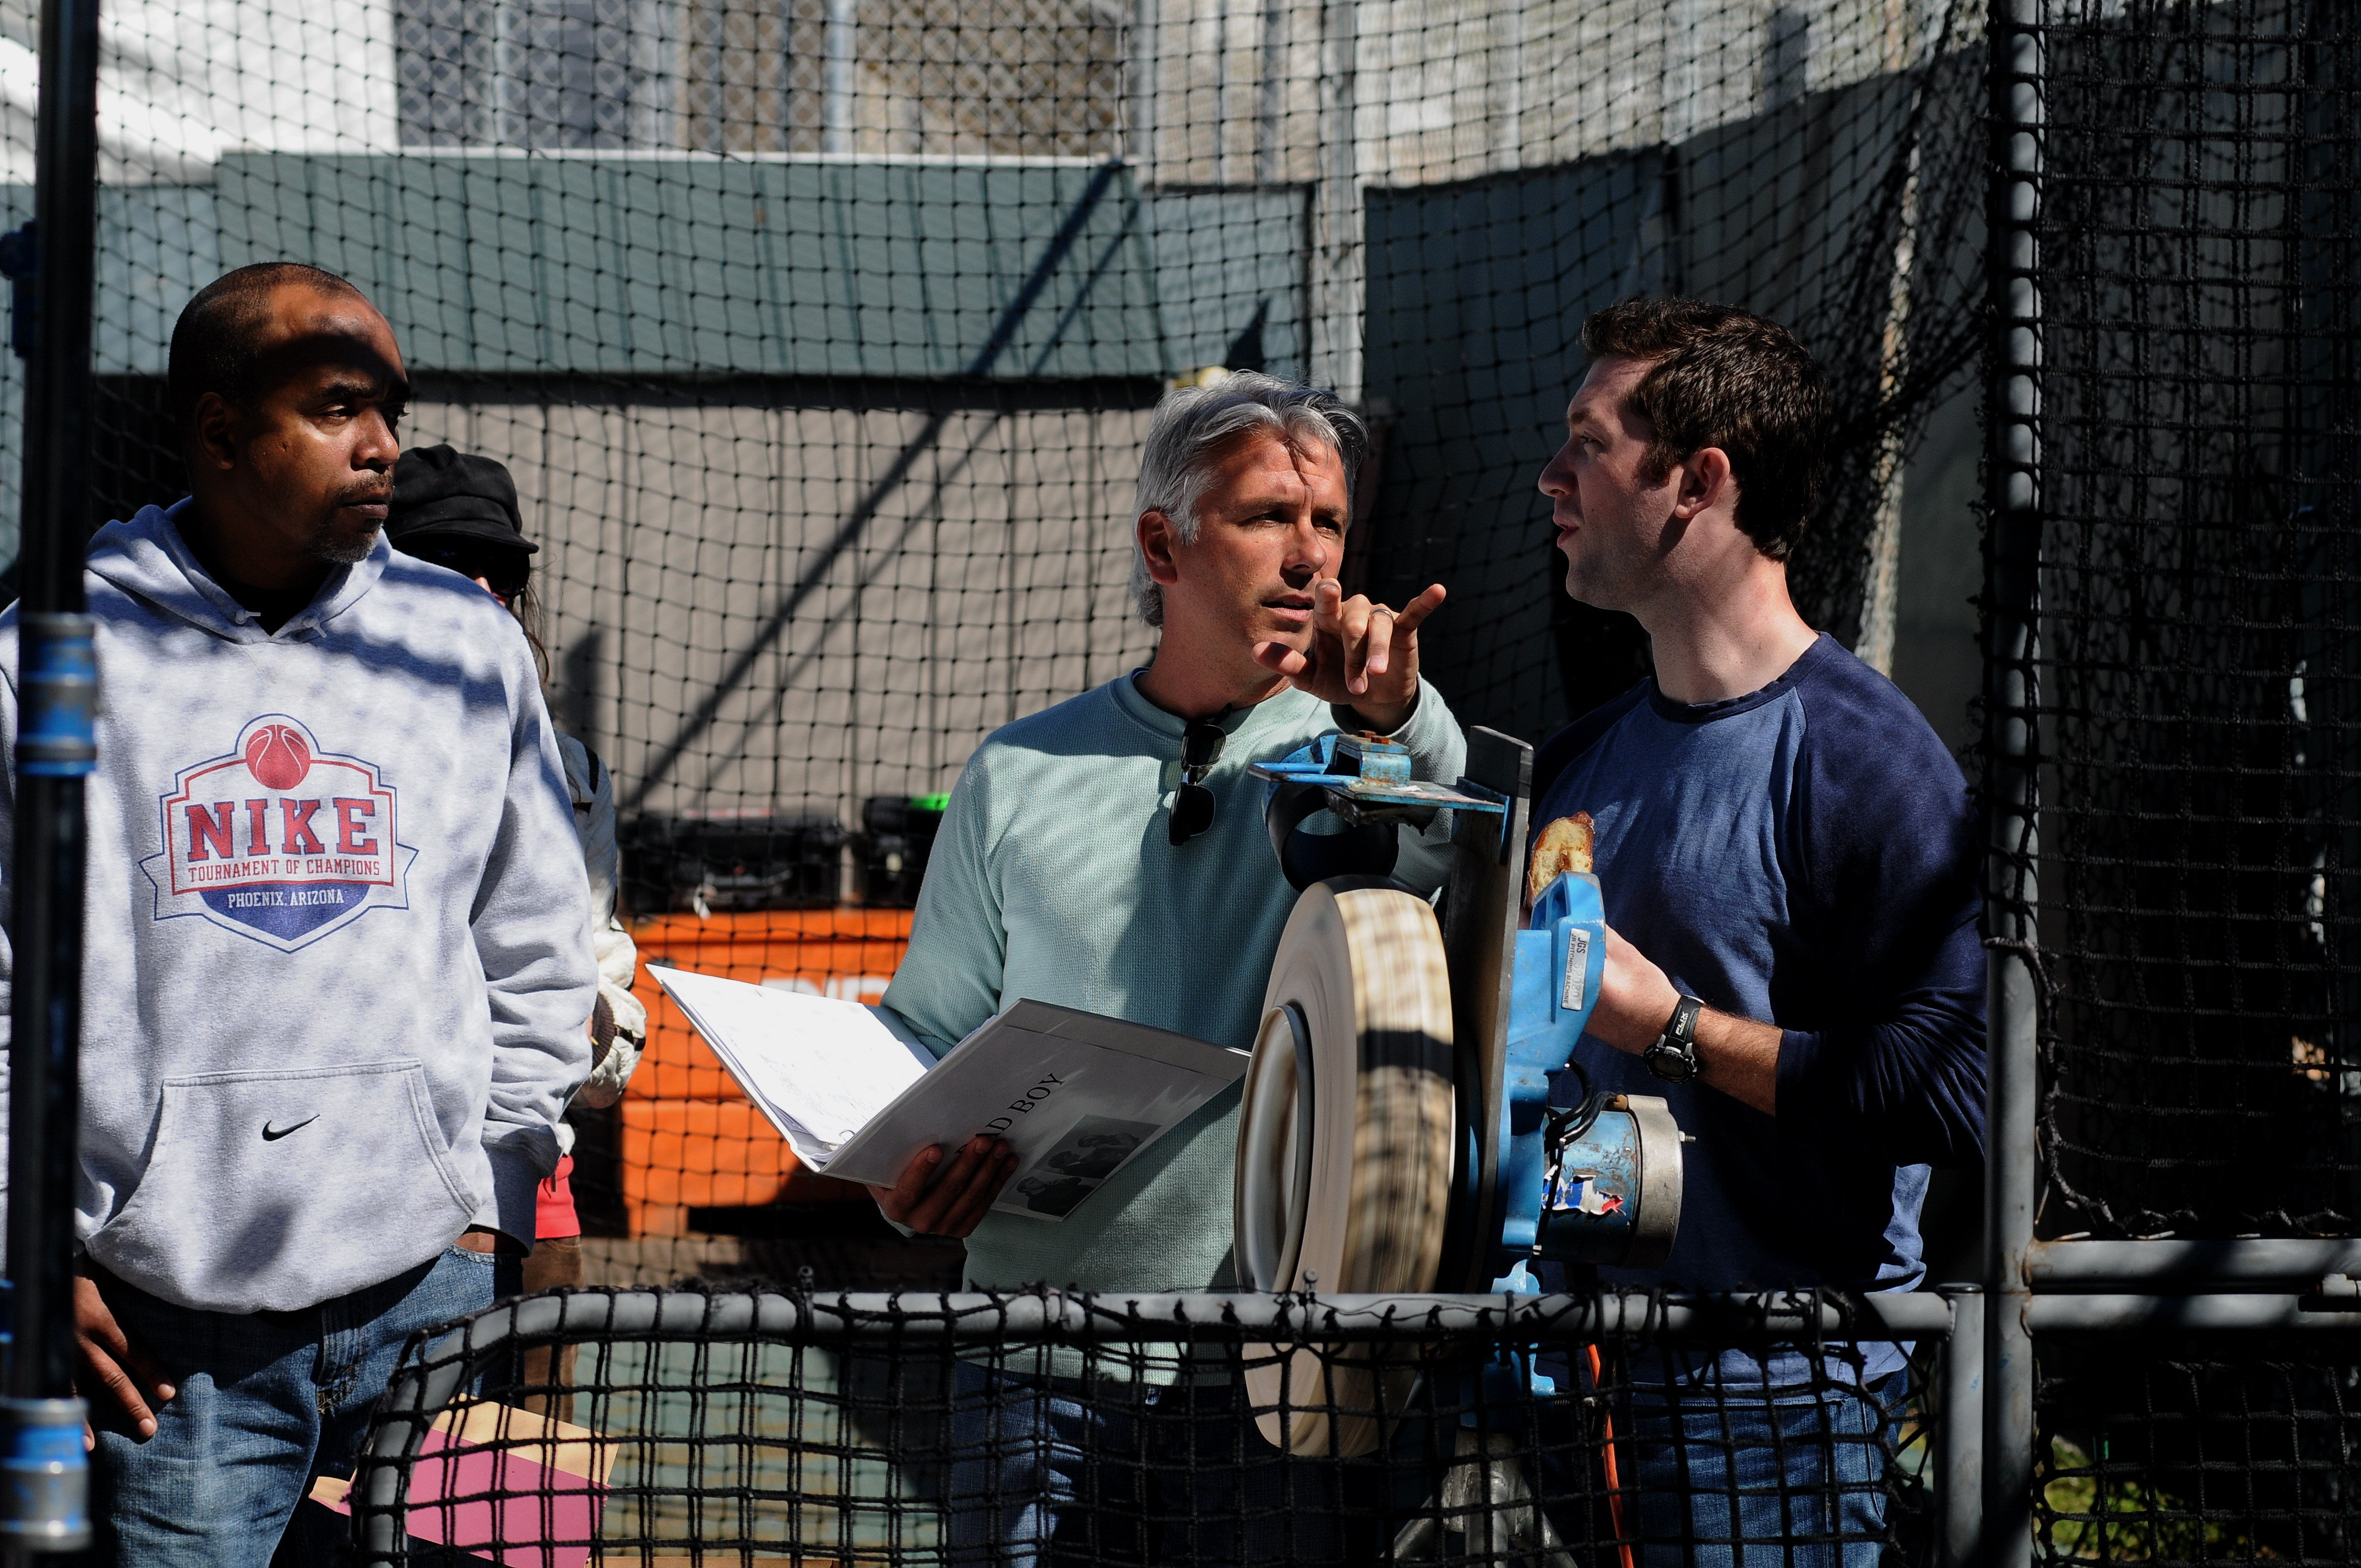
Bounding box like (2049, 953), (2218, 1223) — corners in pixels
(261, 1116), (319, 1142)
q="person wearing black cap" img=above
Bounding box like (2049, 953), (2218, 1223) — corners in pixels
(385, 445), (648, 1417)
(385, 443), (540, 605)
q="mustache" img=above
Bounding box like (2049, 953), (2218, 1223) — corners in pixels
(334, 478), (393, 508)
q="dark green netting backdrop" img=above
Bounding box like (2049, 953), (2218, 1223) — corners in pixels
(0, 0), (1993, 1284)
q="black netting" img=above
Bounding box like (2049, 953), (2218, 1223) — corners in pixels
(2036, 1334), (2361, 1567)
(338, 1288), (1943, 1566)
(2002, 0), (2361, 1240)
(1356, 14), (1988, 736)
(1, 0), (1994, 1286)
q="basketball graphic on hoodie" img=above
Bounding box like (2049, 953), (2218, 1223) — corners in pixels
(243, 722), (311, 790)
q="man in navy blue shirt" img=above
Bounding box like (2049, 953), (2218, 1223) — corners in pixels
(1531, 299), (1985, 1566)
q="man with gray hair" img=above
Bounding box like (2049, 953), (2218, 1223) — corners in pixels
(872, 371), (1465, 1559)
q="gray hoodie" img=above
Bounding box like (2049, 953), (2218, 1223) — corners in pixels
(0, 501), (596, 1315)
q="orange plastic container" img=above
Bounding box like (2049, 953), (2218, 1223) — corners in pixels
(630, 909), (915, 1100)
(622, 908), (915, 1237)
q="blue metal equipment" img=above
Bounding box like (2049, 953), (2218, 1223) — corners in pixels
(1501, 872), (1682, 1274)
(1255, 730), (1506, 890)
(1248, 728), (1684, 1289)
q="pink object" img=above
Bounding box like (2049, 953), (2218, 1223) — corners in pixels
(537, 1154), (583, 1240)
(311, 1400), (613, 1568)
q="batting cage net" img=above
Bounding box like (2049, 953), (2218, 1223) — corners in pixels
(2035, 1330), (2361, 1568)
(0, 0), (1992, 1285)
(331, 1287), (1943, 1566)
(1996, 0), (2361, 1243)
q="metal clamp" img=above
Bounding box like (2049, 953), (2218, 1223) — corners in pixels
(1252, 732), (1508, 829)
(0, 1397), (89, 1550)
(15, 612), (97, 777)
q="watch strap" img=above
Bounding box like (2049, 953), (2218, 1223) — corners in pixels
(1644, 994), (1706, 1084)
(1666, 994), (1704, 1047)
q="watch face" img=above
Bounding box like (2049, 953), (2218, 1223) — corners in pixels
(1645, 1038), (1700, 1084)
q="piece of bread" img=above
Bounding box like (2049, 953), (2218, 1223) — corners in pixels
(1527, 812), (1595, 907)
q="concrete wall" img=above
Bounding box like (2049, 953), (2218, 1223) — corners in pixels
(409, 390), (1160, 821)
(1889, 378), (1980, 754)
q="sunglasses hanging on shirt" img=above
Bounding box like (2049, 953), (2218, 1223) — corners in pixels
(1169, 709), (1232, 846)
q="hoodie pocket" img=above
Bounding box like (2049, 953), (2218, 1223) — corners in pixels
(90, 1060), (482, 1314)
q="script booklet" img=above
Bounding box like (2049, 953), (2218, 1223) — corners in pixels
(649, 965), (1249, 1221)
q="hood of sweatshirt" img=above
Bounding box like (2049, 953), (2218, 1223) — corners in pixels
(85, 498), (390, 645)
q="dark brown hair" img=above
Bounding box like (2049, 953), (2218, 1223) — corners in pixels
(1579, 298), (1830, 560)
(166, 262), (370, 439)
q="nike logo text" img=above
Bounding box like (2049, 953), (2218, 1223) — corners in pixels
(261, 1117), (319, 1142)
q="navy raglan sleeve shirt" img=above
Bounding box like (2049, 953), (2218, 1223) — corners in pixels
(1532, 634), (1985, 1317)
(1772, 676), (1987, 1173)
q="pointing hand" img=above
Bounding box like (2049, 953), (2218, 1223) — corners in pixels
(1254, 580), (1446, 732)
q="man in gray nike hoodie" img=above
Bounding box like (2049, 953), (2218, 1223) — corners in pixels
(0, 262), (596, 1562)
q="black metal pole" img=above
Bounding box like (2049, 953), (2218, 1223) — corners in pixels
(2, 0), (100, 1544)
(1982, 0), (2044, 1565)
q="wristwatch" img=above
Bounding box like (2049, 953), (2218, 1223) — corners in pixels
(1643, 994), (1705, 1084)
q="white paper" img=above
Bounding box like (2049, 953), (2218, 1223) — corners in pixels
(650, 966), (927, 1162)
(649, 970), (1250, 1222)
(823, 1009), (1232, 1217)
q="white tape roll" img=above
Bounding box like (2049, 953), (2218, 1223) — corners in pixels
(1234, 879), (1455, 1456)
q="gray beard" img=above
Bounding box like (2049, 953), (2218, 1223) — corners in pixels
(307, 522), (380, 567)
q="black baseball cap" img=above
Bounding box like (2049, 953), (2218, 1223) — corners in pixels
(386, 445), (539, 554)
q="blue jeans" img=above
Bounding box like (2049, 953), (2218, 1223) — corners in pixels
(1621, 1373), (1903, 1568)
(946, 1362), (1391, 1566)
(91, 1244), (507, 1567)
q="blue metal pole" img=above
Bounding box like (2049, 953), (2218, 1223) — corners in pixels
(1, 0), (100, 1544)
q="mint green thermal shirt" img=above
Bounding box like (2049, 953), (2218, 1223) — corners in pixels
(881, 672), (1467, 1296)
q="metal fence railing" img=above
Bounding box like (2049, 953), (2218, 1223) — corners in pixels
(339, 1286), (1977, 1567)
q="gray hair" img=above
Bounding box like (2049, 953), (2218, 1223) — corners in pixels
(1128, 372), (1368, 628)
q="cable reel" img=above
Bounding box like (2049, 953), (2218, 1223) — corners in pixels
(1234, 731), (1688, 1456)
